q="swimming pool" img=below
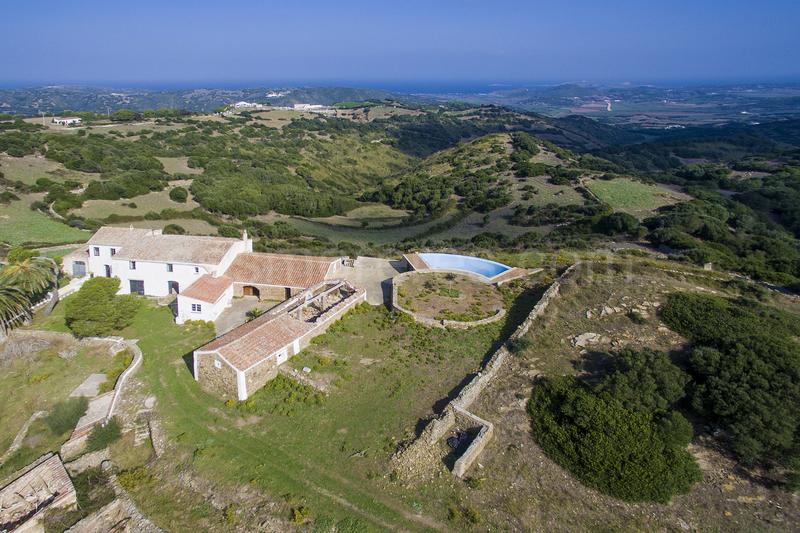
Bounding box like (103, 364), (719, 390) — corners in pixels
(417, 253), (512, 280)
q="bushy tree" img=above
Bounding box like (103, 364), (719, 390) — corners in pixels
(529, 376), (700, 503)
(162, 223), (186, 235)
(662, 292), (800, 465)
(64, 277), (141, 337)
(169, 186), (188, 203)
(597, 347), (690, 414)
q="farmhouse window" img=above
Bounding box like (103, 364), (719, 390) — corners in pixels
(110, 248), (116, 256)
(194, 266), (199, 273)
(129, 261), (136, 270)
(167, 263), (173, 272)
(93, 247), (100, 256)
(191, 303), (202, 313)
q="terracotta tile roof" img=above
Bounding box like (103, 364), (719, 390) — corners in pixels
(114, 234), (240, 264)
(198, 309), (314, 370)
(181, 275), (233, 303)
(224, 252), (338, 288)
(87, 226), (153, 246)
(0, 453), (76, 528)
(196, 280), (365, 371)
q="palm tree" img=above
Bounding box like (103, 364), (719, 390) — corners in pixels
(0, 258), (55, 297)
(0, 281), (31, 337)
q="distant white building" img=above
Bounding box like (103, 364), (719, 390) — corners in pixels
(52, 117), (82, 126)
(292, 103), (324, 111)
(233, 101), (264, 109)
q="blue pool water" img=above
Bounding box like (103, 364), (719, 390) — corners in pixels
(418, 253), (511, 279)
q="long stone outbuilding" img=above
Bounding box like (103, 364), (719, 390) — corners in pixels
(193, 279), (366, 400)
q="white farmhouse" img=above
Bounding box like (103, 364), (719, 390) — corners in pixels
(63, 226), (345, 325)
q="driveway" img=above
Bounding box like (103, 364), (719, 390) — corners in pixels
(214, 296), (279, 335)
(338, 256), (406, 305)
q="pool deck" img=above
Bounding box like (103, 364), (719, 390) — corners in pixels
(402, 252), (533, 285)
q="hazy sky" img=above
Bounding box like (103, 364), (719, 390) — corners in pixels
(3, 0), (799, 86)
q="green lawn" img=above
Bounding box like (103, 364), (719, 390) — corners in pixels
(30, 286), (540, 530)
(0, 333), (121, 479)
(585, 178), (685, 216)
(0, 195), (89, 245)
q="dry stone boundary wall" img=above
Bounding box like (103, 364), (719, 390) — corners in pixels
(391, 263), (578, 481)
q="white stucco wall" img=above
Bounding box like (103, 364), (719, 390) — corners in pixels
(175, 284), (233, 324)
(85, 237), (251, 298)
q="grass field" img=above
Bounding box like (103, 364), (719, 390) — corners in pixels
(31, 286), (539, 530)
(0, 338), (119, 479)
(0, 194), (88, 245)
(310, 204), (409, 228)
(74, 188), (199, 219)
(156, 156), (203, 175)
(585, 177), (686, 216)
(0, 155), (95, 185)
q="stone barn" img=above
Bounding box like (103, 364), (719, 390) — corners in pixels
(193, 279), (366, 400)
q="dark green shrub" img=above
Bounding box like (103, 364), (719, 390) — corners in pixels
(528, 376), (700, 503)
(169, 186), (188, 203)
(162, 223), (186, 235)
(44, 397), (88, 435)
(86, 418), (122, 452)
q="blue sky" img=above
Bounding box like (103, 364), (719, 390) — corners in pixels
(2, 0), (799, 86)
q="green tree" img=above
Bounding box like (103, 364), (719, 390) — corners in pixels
(64, 277), (141, 337)
(528, 376), (700, 503)
(169, 186), (188, 203)
(162, 223), (186, 235)
(597, 347), (690, 414)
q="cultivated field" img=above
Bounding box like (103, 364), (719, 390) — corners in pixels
(585, 177), (687, 217)
(310, 204), (409, 228)
(107, 218), (218, 235)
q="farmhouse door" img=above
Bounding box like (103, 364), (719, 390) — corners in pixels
(129, 279), (145, 295)
(72, 261), (86, 278)
(168, 281), (180, 294)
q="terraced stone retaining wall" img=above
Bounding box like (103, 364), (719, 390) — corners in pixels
(391, 264), (577, 481)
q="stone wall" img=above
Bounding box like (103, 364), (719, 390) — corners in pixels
(245, 359), (278, 396)
(196, 354), (238, 399)
(233, 283), (288, 301)
(451, 407), (494, 479)
(391, 264), (578, 481)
